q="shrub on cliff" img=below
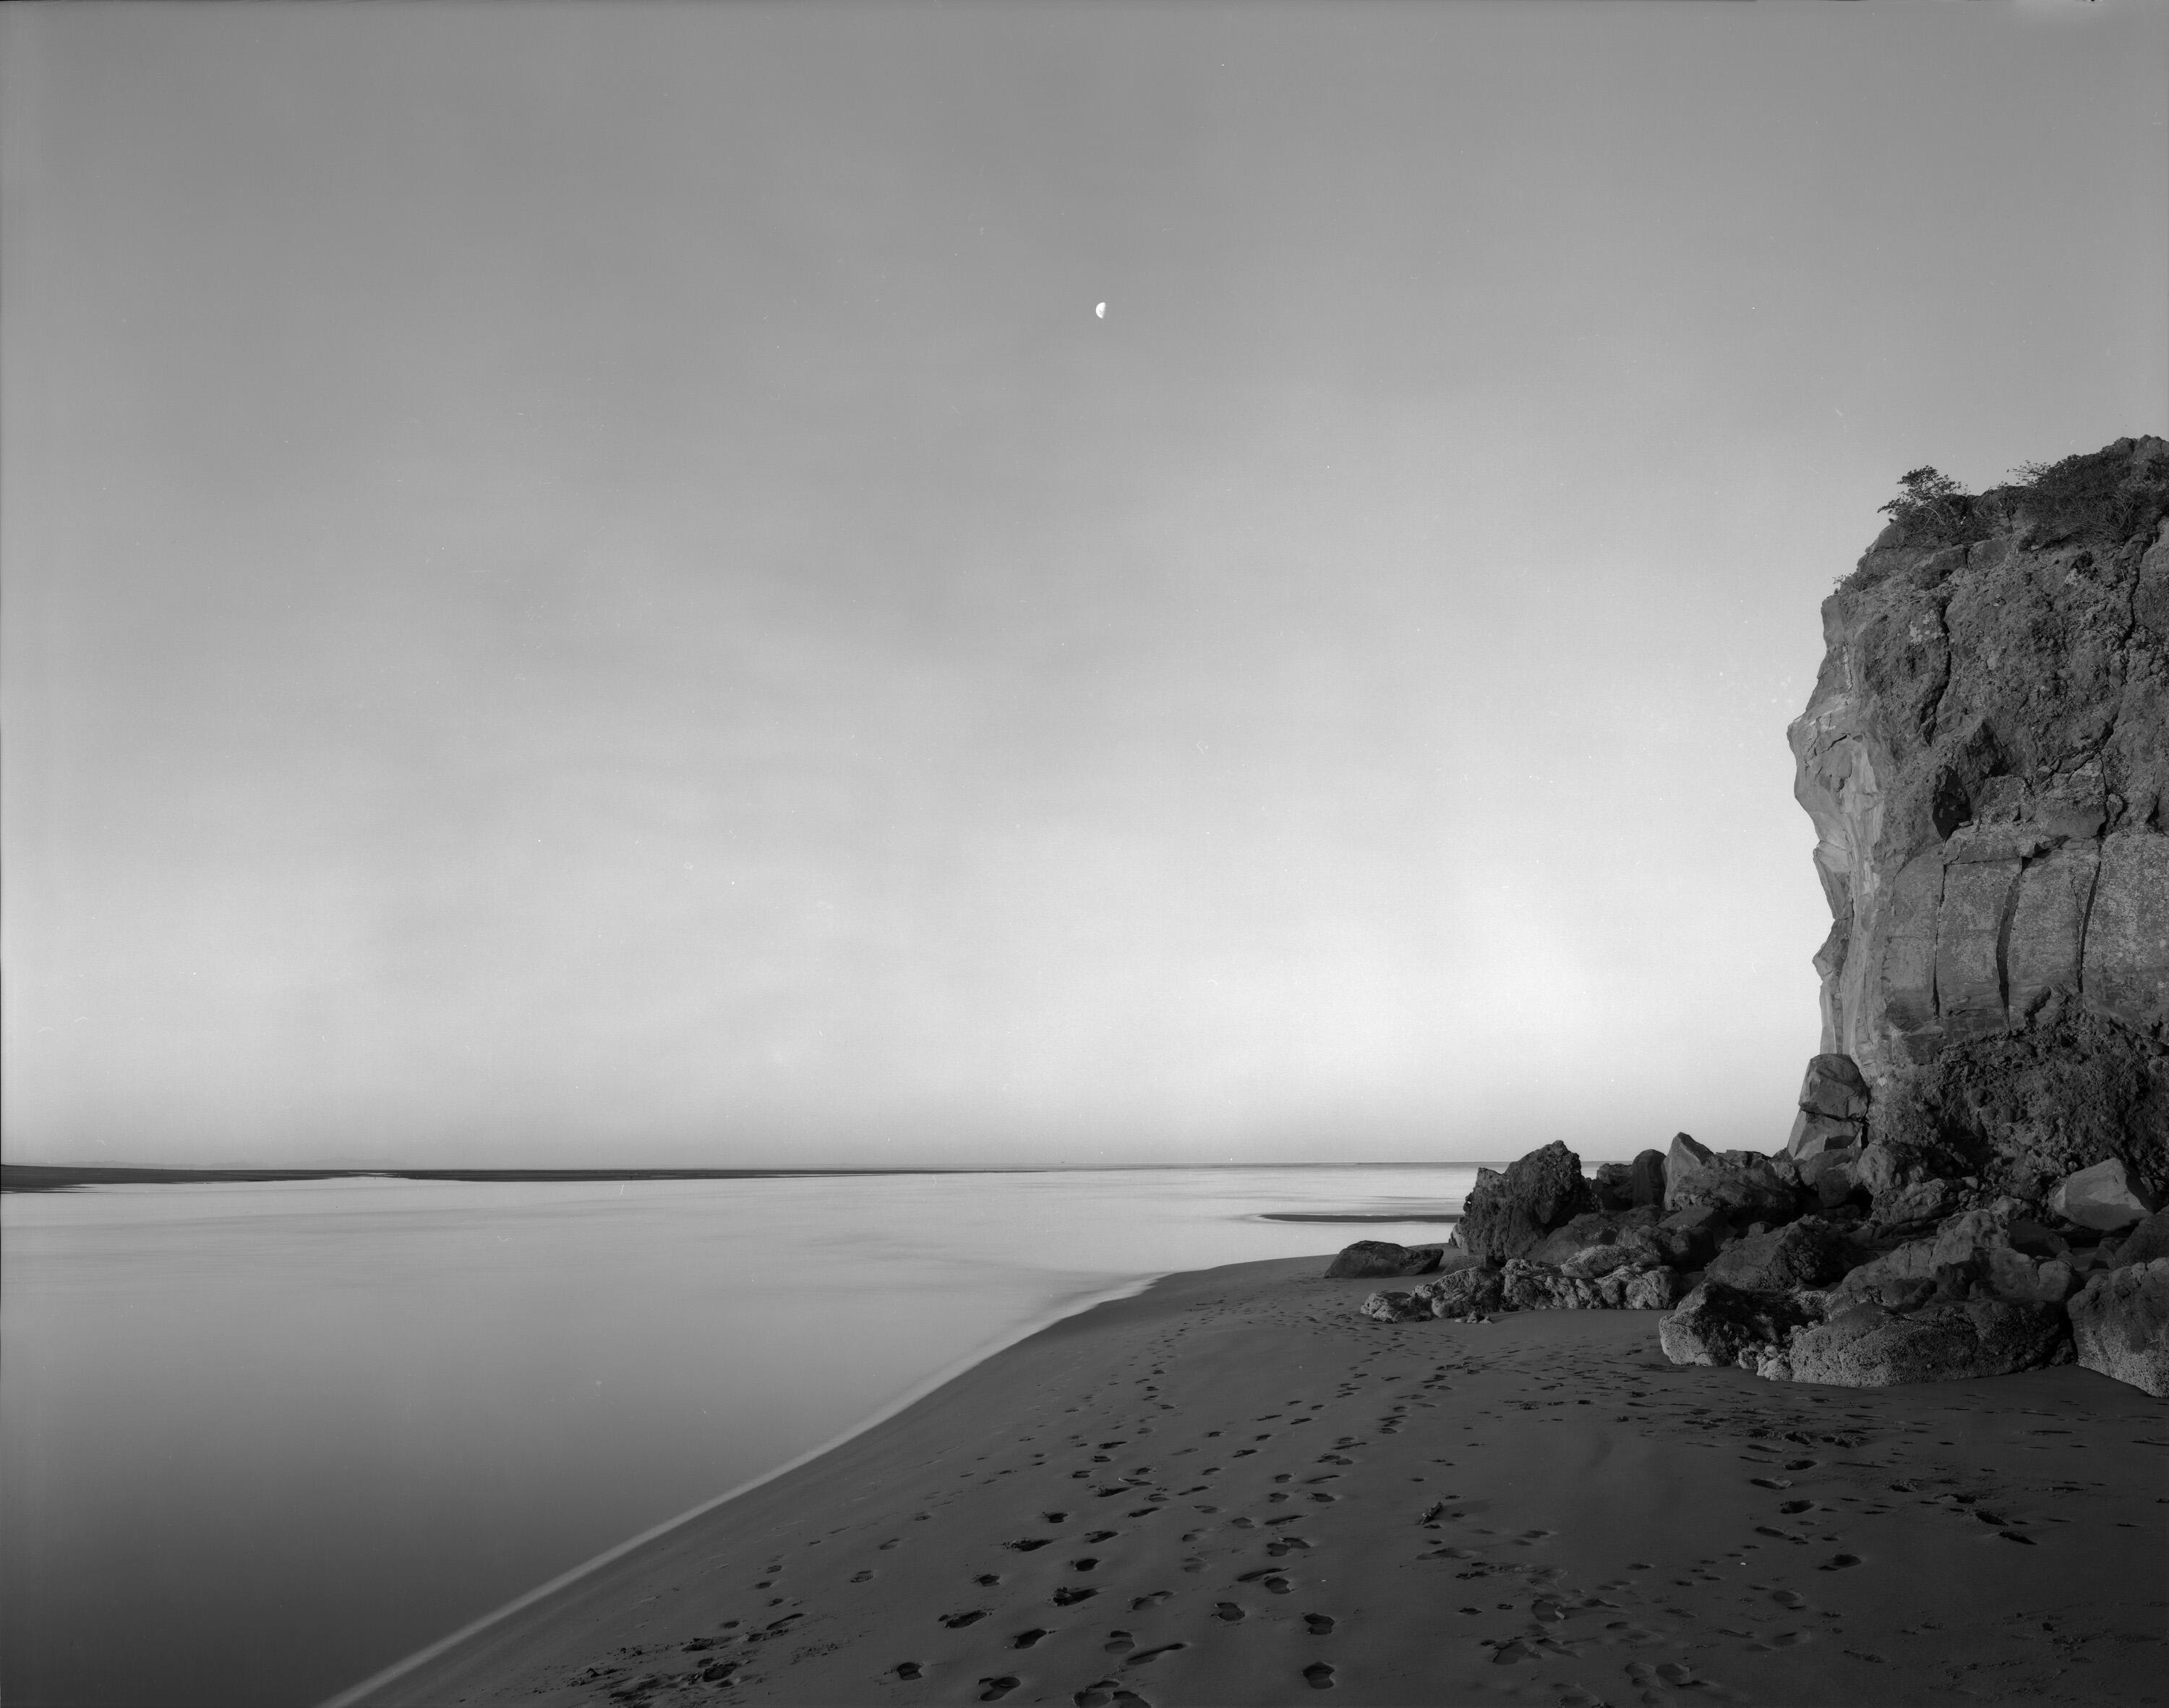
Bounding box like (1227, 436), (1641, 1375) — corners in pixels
(1875, 466), (1979, 546)
(2003, 440), (2169, 545)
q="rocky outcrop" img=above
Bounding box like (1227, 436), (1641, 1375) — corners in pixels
(1785, 1299), (2071, 1386)
(1591, 1150), (1667, 1212)
(1787, 437), (2169, 1205)
(1453, 1142), (1593, 1260)
(1704, 1217), (1856, 1293)
(2067, 1258), (2169, 1396)
(1659, 1281), (1822, 1370)
(1662, 1133), (1798, 1221)
(1324, 1241), (1447, 1279)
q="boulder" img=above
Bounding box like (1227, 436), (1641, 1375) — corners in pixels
(1644, 1204), (1729, 1269)
(1455, 1143), (1593, 1260)
(2067, 1257), (2169, 1396)
(1591, 1149), (1668, 1210)
(2047, 1158), (2157, 1233)
(1798, 1145), (1863, 1209)
(1663, 1133), (1800, 1221)
(1864, 1177), (1968, 1236)
(1658, 1281), (1823, 1370)
(2106, 1208), (2169, 1269)
(1419, 1265), (1506, 1318)
(1359, 1289), (1434, 1323)
(1854, 1139), (1967, 1203)
(1797, 1054), (1870, 1121)
(1525, 1211), (1627, 1267)
(1325, 1241), (1445, 1279)
(1590, 1163), (1635, 1213)
(1621, 1266), (1690, 1310)
(1787, 1111), (1864, 1161)
(1786, 1299), (2072, 1386)
(1705, 1217), (1857, 1293)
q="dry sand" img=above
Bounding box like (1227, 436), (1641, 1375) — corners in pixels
(346, 1257), (2167, 1707)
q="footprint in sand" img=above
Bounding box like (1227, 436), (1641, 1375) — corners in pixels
(1071, 1558), (1101, 1572)
(1213, 1602), (1246, 1622)
(1104, 1630), (1136, 1655)
(1011, 1629), (1049, 1649)
(1071, 1683), (1150, 1708)
(893, 1660), (923, 1680)
(1818, 1553), (1860, 1571)
(1053, 1587), (1099, 1607)
(942, 1610), (990, 1628)
(975, 1574), (1002, 1587)
(850, 1571), (874, 1583)
(1304, 1613), (1335, 1635)
(1130, 1592), (1171, 1610)
(977, 1679), (1020, 1701)
(1779, 1500), (1813, 1515)
(1303, 1662), (1337, 1689)
(1085, 1531), (1118, 1543)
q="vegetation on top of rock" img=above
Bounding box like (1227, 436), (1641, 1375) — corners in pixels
(2003, 439), (2169, 545)
(1875, 466), (1980, 547)
(1840, 435), (2169, 594)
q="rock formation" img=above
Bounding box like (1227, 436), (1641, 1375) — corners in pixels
(1787, 436), (2169, 1203)
(1348, 442), (2168, 1395)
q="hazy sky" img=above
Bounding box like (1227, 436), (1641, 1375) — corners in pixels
(4, 2), (2163, 1169)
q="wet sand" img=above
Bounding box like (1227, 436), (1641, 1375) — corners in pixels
(342, 1256), (2168, 1707)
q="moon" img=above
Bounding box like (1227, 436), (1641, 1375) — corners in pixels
(1095, 302), (1105, 319)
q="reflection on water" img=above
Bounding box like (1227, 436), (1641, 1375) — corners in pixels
(1, 1166), (1475, 1708)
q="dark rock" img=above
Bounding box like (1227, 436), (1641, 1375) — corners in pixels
(1798, 1054), (1870, 1121)
(1418, 1266), (1505, 1318)
(1358, 1289), (1434, 1323)
(1663, 1133), (1800, 1221)
(1590, 1163), (1634, 1213)
(1786, 1299), (2072, 1386)
(1853, 1138), (1967, 1203)
(1658, 1281), (1823, 1370)
(1524, 1211), (1622, 1268)
(1644, 1204), (1729, 1269)
(1864, 1177), (1969, 1237)
(1593, 1149), (1668, 1211)
(1798, 1145), (1863, 1209)
(1787, 1111), (1865, 1161)
(1325, 1241), (1444, 1280)
(2048, 1158), (2157, 1233)
(2106, 1208), (2169, 1268)
(1620, 1266), (1690, 1310)
(1454, 1142), (1593, 1260)
(2067, 1257), (2169, 1396)
(1705, 1217), (1857, 1293)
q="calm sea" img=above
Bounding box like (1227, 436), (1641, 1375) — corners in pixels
(1, 1166), (1477, 1708)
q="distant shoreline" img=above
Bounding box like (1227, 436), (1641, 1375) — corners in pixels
(1, 1161), (1489, 1194)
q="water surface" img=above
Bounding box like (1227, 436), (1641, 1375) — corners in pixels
(1, 1166), (1475, 1707)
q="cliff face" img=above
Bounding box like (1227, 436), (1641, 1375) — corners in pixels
(1789, 437), (2169, 1201)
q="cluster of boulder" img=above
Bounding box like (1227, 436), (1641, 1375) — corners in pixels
(1342, 1108), (2168, 1396)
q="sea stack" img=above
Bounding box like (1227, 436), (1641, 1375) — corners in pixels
(1786, 437), (2169, 1208)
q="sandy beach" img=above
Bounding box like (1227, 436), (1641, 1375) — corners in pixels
(343, 1256), (2166, 1708)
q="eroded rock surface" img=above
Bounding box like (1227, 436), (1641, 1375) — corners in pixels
(2067, 1258), (2169, 1396)
(1453, 1141), (1593, 1260)
(1788, 437), (2169, 1205)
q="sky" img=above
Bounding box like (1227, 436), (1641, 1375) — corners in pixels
(4, 1), (2164, 1170)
